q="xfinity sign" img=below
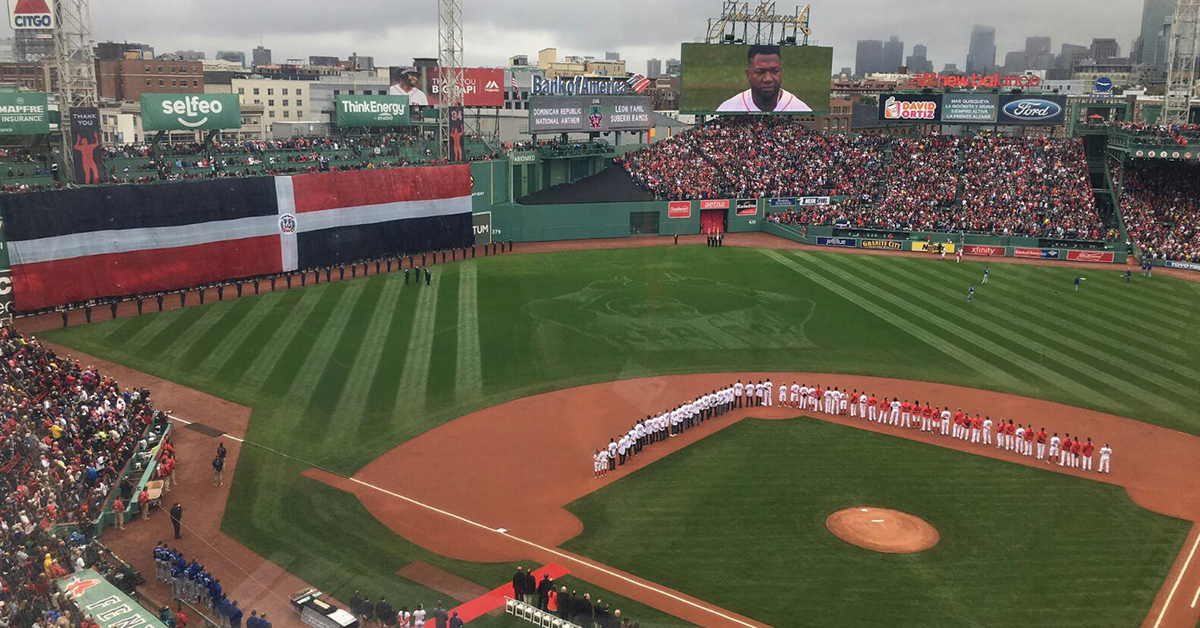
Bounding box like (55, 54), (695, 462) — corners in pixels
(140, 94), (242, 131)
(8, 0), (55, 30)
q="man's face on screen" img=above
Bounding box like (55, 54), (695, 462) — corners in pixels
(747, 53), (782, 104)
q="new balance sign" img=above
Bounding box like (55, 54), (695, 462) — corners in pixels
(668, 201), (691, 218)
(9, 0), (54, 29)
(963, 245), (1006, 257)
(140, 94), (242, 131)
(1066, 250), (1114, 263)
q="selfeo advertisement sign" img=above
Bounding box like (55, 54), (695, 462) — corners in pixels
(140, 94), (242, 131)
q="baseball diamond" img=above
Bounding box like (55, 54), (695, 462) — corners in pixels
(6, 6), (1200, 627)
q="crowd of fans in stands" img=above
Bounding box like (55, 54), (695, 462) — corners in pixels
(1100, 121), (1200, 145)
(0, 324), (166, 628)
(1121, 163), (1200, 263)
(621, 119), (1106, 240)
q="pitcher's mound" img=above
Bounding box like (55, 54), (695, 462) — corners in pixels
(825, 507), (939, 554)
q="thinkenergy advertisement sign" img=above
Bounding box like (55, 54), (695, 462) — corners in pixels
(336, 95), (411, 127)
(140, 94), (242, 131)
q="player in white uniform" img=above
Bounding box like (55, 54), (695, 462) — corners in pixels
(593, 450), (602, 477)
(1049, 433), (1061, 464)
(763, 379), (773, 407)
(939, 407), (951, 436)
(753, 381), (763, 407)
(778, 383), (787, 407)
(790, 382), (800, 408)
(889, 398), (901, 425)
(1098, 444), (1112, 473)
(857, 392), (867, 419)
(607, 439), (618, 471)
(982, 417), (993, 445)
(734, 381), (744, 408)
(1015, 425), (1026, 454)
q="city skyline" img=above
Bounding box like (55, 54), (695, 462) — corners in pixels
(0, 0), (1148, 75)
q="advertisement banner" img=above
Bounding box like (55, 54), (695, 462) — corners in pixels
(424, 68), (505, 107)
(680, 42), (833, 114)
(1165, 260), (1200, 272)
(963, 244), (1006, 257)
(910, 241), (957, 253)
(448, 106), (465, 162)
(472, 211), (493, 245)
(509, 151), (539, 165)
(8, 0), (54, 30)
(699, 199), (730, 210)
(667, 201), (692, 218)
(769, 197), (796, 207)
(0, 91), (48, 135)
(335, 95), (410, 127)
(735, 199), (757, 216)
(140, 93), (242, 131)
(817, 236), (857, 248)
(528, 96), (651, 133)
(880, 94), (941, 122)
(1013, 247), (1043, 259)
(797, 196), (831, 206)
(942, 93), (999, 123)
(58, 570), (169, 628)
(69, 107), (106, 185)
(1066, 250), (1115, 263)
(862, 239), (902, 250)
(997, 94), (1067, 125)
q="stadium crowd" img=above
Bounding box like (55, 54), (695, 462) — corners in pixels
(621, 119), (1106, 240)
(0, 323), (169, 628)
(1120, 163), (1200, 263)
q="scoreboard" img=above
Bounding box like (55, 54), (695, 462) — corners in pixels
(528, 96), (652, 134)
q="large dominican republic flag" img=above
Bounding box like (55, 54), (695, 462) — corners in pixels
(3, 165), (473, 311)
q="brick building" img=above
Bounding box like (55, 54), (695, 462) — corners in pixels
(0, 62), (49, 91)
(97, 59), (204, 102)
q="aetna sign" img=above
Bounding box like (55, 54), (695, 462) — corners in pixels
(907, 72), (1042, 90)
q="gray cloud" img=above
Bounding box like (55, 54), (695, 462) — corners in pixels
(6, 0), (1144, 74)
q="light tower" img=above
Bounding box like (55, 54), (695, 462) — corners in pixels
(53, 0), (98, 183)
(1164, 0), (1200, 124)
(437, 0), (465, 161)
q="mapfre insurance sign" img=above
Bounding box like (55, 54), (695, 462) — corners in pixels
(8, 0), (55, 29)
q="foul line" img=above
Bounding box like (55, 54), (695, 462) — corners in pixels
(162, 412), (760, 628)
(1154, 527), (1200, 628)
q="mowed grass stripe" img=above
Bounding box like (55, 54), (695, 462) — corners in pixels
(795, 250), (1121, 407)
(132, 306), (211, 358)
(1003, 263), (1190, 331)
(211, 288), (324, 392)
(332, 276), (407, 442)
(174, 298), (262, 371)
(242, 283), (353, 394)
(294, 279), (389, 446)
(856, 255), (1187, 415)
(275, 280), (371, 407)
(923, 260), (1200, 384)
(763, 249), (1023, 389)
(940, 261), (1191, 359)
(397, 278), (442, 414)
(454, 264), (483, 399)
(193, 290), (305, 377)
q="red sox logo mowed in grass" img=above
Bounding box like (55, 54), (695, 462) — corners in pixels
(523, 273), (816, 351)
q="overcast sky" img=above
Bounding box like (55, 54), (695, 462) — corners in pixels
(5, 0), (1147, 73)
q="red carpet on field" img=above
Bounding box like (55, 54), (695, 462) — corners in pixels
(451, 563), (570, 623)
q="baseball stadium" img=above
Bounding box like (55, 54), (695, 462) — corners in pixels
(3, 2), (1200, 628)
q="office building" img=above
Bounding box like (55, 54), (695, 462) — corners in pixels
(1138, 0), (1175, 67)
(647, 58), (662, 79)
(252, 46), (272, 67)
(881, 36), (904, 74)
(966, 25), (996, 73)
(855, 39), (883, 77)
(216, 50), (246, 67)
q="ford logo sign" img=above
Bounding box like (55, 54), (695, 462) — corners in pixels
(1002, 98), (1063, 121)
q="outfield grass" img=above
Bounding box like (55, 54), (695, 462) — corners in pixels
(41, 245), (1200, 626)
(564, 418), (1189, 626)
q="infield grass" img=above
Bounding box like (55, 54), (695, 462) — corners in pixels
(42, 244), (1200, 626)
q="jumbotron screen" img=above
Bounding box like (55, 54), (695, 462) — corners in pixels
(680, 43), (832, 114)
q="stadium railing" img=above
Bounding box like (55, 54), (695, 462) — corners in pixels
(504, 597), (585, 628)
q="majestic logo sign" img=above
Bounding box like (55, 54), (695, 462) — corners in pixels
(884, 96), (937, 120)
(667, 201), (691, 218)
(278, 214), (297, 234)
(1001, 98), (1063, 122)
(8, 0), (54, 29)
(699, 199), (730, 210)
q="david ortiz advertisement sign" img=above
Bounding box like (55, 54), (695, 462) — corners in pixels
(424, 68), (505, 107)
(668, 201), (691, 218)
